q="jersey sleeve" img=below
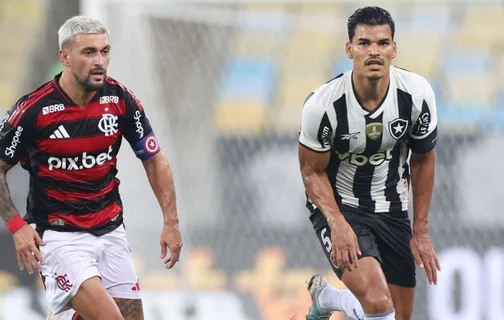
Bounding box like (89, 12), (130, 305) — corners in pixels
(0, 98), (34, 165)
(121, 89), (161, 160)
(409, 79), (438, 154)
(299, 93), (336, 153)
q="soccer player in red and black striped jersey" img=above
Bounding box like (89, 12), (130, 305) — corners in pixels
(0, 16), (182, 320)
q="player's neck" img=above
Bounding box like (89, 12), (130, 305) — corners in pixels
(59, 71), (96, 107)
(352, 72), (390, 111)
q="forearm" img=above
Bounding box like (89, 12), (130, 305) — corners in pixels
(143, 153), (178, 227)
(0, 169), (19, 224)
(410, 150), (435, 234)
(302, 171), (344, 226)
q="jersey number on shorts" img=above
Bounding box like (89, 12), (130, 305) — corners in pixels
(321, 228), (339, 270)
(321, 228), (331, 252)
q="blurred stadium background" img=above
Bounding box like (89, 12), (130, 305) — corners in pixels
(0, 0), (503, 319)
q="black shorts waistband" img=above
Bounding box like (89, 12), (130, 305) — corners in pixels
(309, 204), (409, 223)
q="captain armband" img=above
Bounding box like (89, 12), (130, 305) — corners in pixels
(131, 131), (161, 160)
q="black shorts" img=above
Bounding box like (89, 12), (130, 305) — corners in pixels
(310, 205), (416, 287)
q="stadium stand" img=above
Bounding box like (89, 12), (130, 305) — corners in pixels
(0, 0), (45, 110)
(214, 2), (503, 133)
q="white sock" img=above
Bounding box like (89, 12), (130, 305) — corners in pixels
(365, 310), (395, 319)
(318, 286), (365, 320)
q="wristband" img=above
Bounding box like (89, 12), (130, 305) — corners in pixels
(7, 215), (27, 234)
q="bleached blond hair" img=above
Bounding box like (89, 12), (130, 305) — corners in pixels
(58, 16), (108, 49)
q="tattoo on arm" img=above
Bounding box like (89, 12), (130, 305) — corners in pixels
(114, 298), (144, 320)
(0, 161), (18, 223)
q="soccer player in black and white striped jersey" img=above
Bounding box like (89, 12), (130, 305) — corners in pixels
(299, 7), (440, 320)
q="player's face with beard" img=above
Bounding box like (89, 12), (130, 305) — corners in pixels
(346, 24), (396, 81)
(68, 33), (111, 92)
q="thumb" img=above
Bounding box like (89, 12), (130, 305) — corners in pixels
(34, 231), (46, 246)
(160, 241), (167, 259)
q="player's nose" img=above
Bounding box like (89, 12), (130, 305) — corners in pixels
(369, 43), (380, 55)
(94, 54), (105, 66)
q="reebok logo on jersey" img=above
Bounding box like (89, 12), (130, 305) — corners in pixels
(48, 146), (113, 171)
(337, 149), (393, 167)
(49, 125), (70, 139)
(4, 126), (23, 158)
(42, 104), (65, 115)
(341, 132), (360, 140)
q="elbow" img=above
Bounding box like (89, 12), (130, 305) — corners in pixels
(301, 173), (311, 187)
(0, 162), (12, 179)
(300, 168), (320, 188)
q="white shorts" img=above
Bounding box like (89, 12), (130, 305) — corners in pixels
(39, 225), (141, 315)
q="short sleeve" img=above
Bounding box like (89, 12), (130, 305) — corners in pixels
(0, 98), (34, 165)
(121, 89), (161, 160)
(299, 93), (336, 153)
(409, 80), (438, 154)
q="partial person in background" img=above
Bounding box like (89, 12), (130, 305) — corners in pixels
(0, 16), (182, 320)
(298, 6), (440, 320)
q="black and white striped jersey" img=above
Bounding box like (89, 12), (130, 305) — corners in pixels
(299, 66), (438, 213)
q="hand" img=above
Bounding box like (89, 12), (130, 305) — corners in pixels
(410, 232), (441, 285)
(330, 217), (361, 272)
(160, 225), (182, 269)
(13, 225), (46, 275)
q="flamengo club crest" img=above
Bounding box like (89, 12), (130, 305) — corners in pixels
(55, 273), (73, 292)
(98, 114), (119, 136)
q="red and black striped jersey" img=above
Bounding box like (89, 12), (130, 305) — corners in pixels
(0, 73), (161, 235)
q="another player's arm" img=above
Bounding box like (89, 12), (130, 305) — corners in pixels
(121, 88), (182, 269)
(298, 96), (360, 271)
(408, 79), (441, 285)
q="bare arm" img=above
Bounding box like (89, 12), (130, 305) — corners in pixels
(298, 145), (360, 270)
(410, 149), (435, 234)
(142, 152), (182, 268)
(142, 152), (178, 228)
(0, 161), (20, 224)
(409, 148), (440, 284)
(298, 146), (344, 226)
(0, 160), (45, 273)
